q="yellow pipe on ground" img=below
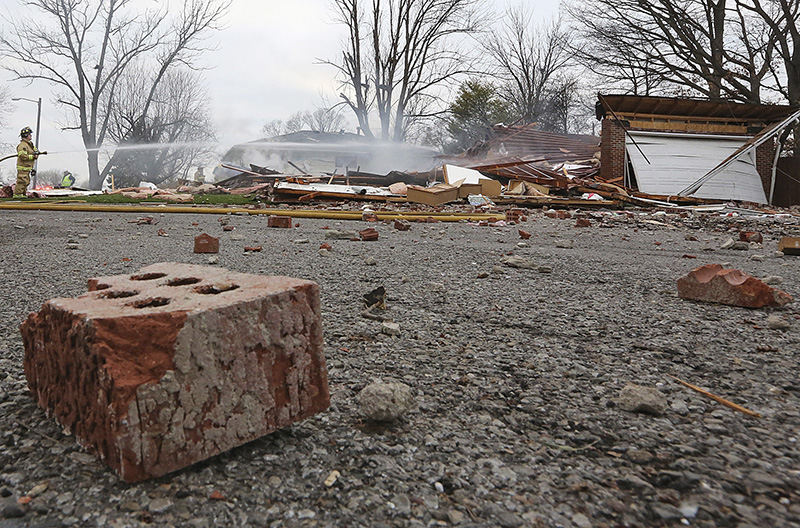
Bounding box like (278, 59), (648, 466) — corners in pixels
(0, 202), (505, 222)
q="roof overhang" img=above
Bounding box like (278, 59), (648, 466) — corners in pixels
(599, 94), (798, 123)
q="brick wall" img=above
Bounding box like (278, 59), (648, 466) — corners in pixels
(600, 117), (627, 181)
(755, 138), (777, 198)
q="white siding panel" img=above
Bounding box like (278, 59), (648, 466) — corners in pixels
(626, 132), (767, 203)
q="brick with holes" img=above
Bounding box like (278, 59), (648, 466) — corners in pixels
(20, 262), (329, 482)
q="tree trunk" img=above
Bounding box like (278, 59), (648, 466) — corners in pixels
(87, 149), (102, 189)
(708, 0), (727, 99)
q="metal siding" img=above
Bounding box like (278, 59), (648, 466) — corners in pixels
(626, 132), (767, 203)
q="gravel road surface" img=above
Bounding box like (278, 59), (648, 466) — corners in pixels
(0, 207), (798, 527)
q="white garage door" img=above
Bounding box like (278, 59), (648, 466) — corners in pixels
(625, 131), (767, 203)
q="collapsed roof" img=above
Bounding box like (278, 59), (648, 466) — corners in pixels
(217, 130), (439, 180)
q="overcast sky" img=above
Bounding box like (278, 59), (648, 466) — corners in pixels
(0, 0), (561, 182)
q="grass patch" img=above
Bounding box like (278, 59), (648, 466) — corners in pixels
(0, 193), (259, 205)
(193, 194), (256, 205)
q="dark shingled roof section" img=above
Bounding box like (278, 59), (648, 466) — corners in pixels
(599, 94), (799, 122)
(485, 124), (600, 163)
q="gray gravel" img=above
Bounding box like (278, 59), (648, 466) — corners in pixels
(1, 207), (799, 527)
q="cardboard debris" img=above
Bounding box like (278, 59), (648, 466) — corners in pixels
(406, 184), (460, 206)
(443, 164), (502, 198)
(779, 237), (800, 255)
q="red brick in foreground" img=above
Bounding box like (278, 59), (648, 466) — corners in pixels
(20, 263), (329, 482)
(677, 264), (793, 308)
(268, 215), (292, 228)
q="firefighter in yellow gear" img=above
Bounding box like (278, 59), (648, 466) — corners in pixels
(15, 127), (46, 197)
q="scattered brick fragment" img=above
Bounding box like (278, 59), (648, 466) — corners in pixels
(545, 210), (571, 219)
(362, 212), (378, 222)
(518, 229), (531, 240)
(677, 264), (793, 308)
(682, 254), (697, 259)
(319, 243), (332, 250)
(506, 209), (526, 223)
(134, 217), (156, 225)
(267, 215), (292, 228)
(157, 228), (168, 237)
(209, 490), (225, 501)
(193, 233), (219, 254)
(20, 263), (329, 482)
(222, 225), (235, 232)
(394, 219), (411, 231)
(739, 231), (763, 244)
(575, 219), (591, 228)
(359, 228), (379, 241)
(244, 246), (262, 252)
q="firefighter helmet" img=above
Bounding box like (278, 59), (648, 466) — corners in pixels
(20, 126), (33, 138)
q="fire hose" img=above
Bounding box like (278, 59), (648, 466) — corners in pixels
(0, 151), (48, 163)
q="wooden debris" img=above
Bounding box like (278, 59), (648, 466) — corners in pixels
(667, 375), (761, 418)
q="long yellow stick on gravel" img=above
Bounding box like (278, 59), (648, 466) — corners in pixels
(667, 375), (762, 418)
(0, 202), (504, 222)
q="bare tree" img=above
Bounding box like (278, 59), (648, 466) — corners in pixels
(566, 0), (775, 103)
(1, 0), (228, 189)
(484, 8), (573, 125)
(104, 67), (216, 187)
(261, 97), (348, 138)
(261, 119), (285, 138)
(739, 0), (800, 106)
(303, 105), (347, 134)
(327, 0), (485, 142)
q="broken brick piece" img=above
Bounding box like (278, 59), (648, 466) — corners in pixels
(677, 264), (793, 308)
(20, 263), (329, 482)
(244, 246), (262, 252)
(739, 231), (763, 244)
(362, 212), (378, 222)
(222, 225), (235, 232)
(267, 215), (292, 228)
(506, 209), (526, 223)
(575, 219), (591, 228)
(359, 228), (379, 241)
(319, 243), (332, 250)
(394, 219), (411, 231)
(518, 229), (531, 240)
(193, 233), (219, 254)
(544, 210), (571, 219)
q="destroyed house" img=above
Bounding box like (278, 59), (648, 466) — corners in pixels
(218, 130), (438, 179)
(598, 94), (800, 204)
